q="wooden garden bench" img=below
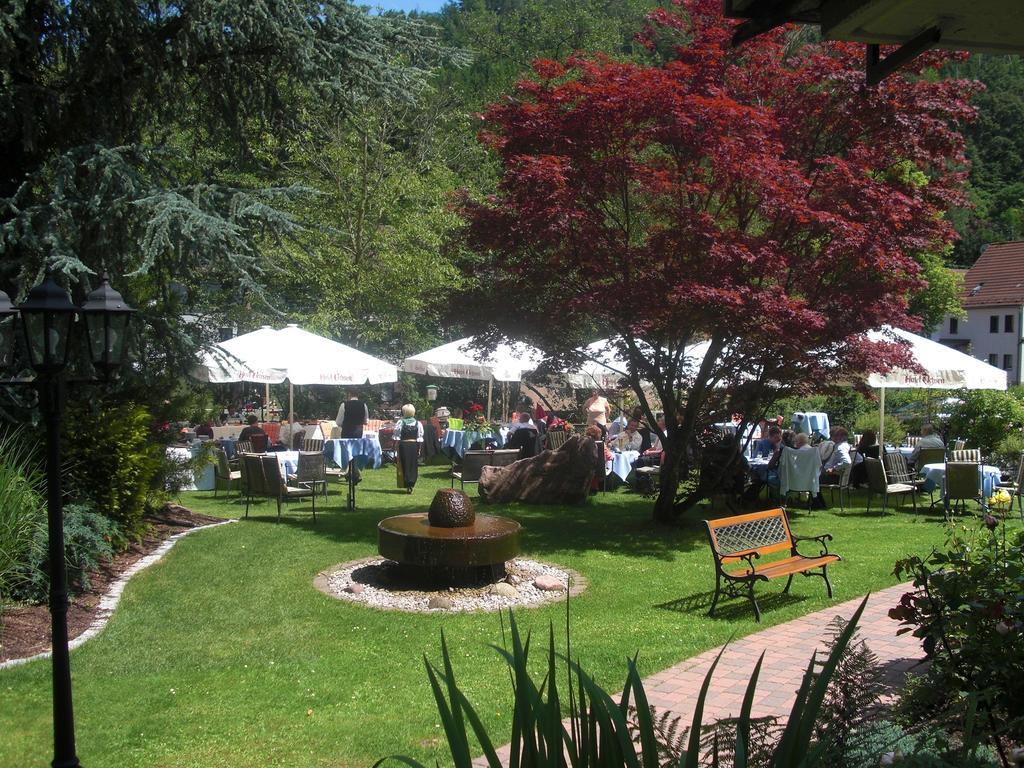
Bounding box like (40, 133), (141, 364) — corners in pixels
(703, 507), (840, 622)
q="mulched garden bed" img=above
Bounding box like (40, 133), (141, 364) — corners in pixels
(0, 504), (223, 663)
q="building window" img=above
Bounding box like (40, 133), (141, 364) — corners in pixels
(989, 353), (998, 366)
(1006, 315), (1015, 333)
(950, 317), (959, 334)
(990, 315), (999, 332)
(1005, 354), (1013, 370)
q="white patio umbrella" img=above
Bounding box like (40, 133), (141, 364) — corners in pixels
(563, 339), (631, 391)
(195, 324), (397, 423)
(402, 337), (543, 419)
(866, 326), (1007, 446)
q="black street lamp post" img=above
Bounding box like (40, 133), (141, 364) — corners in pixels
(0, 271), (135, 768)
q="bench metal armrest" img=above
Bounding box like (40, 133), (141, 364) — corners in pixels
(721, 550), (761, 578)
(791, 533), (833, 557)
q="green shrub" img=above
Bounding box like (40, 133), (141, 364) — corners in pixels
(0, 429), (46, 609)
(63, 402), (162, 536)
(841, 721), (999, 768)
(991, 431), (1024, 474)
(892, 518), (1024, 752)
(10, 503), (120, 604)
(853, 412), (906, 447)
(945, 388), (1024, 455)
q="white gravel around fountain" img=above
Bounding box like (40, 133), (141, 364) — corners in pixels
(316, 557), (586, 613)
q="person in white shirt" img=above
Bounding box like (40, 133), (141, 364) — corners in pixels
(910, 423), (945, 464)
(613, 419), (643, 452)
(506, 412), (537, 436)
(812, 427), (851, 509)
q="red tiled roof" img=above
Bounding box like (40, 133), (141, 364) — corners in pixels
(962, 241), (1024, 308)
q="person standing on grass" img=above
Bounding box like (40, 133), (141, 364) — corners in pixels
(394, 404), (424, 494)
(583, 388), (611, 435)
(337, 390), (370, 483)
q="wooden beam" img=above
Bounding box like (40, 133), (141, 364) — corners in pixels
(866, 26), (942, 85)
(730, 0), (807, 47)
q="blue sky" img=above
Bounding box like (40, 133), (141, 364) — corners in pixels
(370, 0), (447, 12)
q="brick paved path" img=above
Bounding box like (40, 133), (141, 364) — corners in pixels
(641, 582), (921, 723)
(474, 583), (921, 766)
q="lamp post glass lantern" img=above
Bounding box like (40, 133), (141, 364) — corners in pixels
(81, 274), (135, 377)
(17, 274), (77, 373)
(0, 290), (16, 370)
(0, 270), (135, 768)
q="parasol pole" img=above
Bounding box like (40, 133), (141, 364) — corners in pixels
(264, 382), (270, 422)
(289, 381), (294, 425)
(878, 385), (886, 449)
(486, 378), (493, 422)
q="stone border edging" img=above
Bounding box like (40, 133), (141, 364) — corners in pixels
(313, 557), (588, 613)
(0, 518), (237, 670)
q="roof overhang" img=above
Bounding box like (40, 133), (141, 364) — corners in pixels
(725, 0), (1024, 82)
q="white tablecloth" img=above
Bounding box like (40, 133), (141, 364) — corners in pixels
(606, 450), (640, 481)
(323, 437), (382, 470)
(919, 462), (1002, 497)
(166, 444), (215, 491)
(441, 429), (505, 458)
(212, 425), (243, 440)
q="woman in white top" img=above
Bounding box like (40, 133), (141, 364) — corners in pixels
(394, 404), (424, 494)
(583, 388), (611, 430)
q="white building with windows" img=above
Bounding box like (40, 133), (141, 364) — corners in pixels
(932, 241), (1024, 385)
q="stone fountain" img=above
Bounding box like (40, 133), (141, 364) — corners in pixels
(377, 489), (520, 586)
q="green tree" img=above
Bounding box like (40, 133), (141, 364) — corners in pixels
(275, 91), (471, 357)
(0, 0), (458, 413)
(946, 54), (1024, 266)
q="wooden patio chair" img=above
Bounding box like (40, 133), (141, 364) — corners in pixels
(864, 456), (916, 515)
(213, 447), (242, 498)
(260, 456), (316, 521)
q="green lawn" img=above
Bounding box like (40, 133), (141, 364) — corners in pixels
(0, 464), (982, 767)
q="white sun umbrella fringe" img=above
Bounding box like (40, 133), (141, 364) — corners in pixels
(865, 326), (1007, 446)
(194, 324), (398, 423)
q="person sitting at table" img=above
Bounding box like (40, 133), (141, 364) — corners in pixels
(506, 413), (540, 456)
(810, 427), (851, 509)
(910, 423), (945, 465)
(506, 412), (537, 436)
(613, 419), (643, 452)
(742, 425), (784, 501)
(849, 429), (878, 487)
(277, 418), (303, 450)
(194, 420), (214, 439)
(630, 416), (666, 492)
(238, 414), (266, 444)
(394, 404), (424, 494)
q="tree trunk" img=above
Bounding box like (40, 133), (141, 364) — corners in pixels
(653, 450), (680, 524)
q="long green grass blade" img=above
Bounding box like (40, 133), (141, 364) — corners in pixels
(447, 684), (504, 768)
(439, 632), (472, 766)
(572, 661), (641, 768)
(425, 658), (472, 767)
(680, 644), (727, 768)
(734, 652), (764, 768)
(625, 656), (659, 768)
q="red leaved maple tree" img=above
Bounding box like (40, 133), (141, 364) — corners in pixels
(460, 0), (977, 522)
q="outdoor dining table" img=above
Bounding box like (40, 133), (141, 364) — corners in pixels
(606, 450), (640, 481)
(919, 462), (1002, 497)
(441, 428), (505, 458)
(165, 443), (215, 491)
(323, 437), (383, 510)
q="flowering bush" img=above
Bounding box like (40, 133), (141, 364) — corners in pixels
(891, 519), (1024, 751)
